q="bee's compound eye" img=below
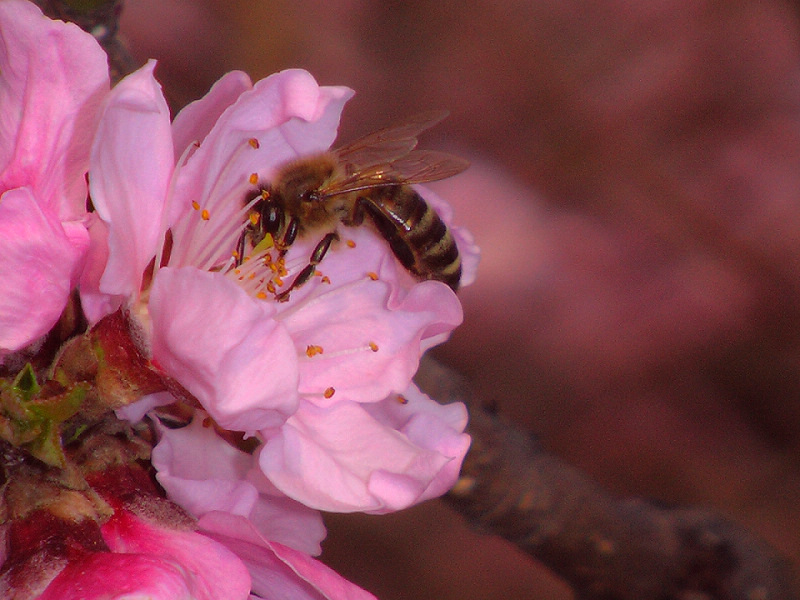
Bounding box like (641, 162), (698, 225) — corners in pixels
(264, 205), (281, 235)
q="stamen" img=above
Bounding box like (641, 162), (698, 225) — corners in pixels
(153, 139), (201, 278)
(249, 173), (259, 185)
(367, 271), (379, 281)
(346, 239), (356, 248)
(396, 394), (409, 405)
(248, 138), (260, 149)
(306, 345), (324, 357)
(201, 209), (210, 221)
(323, 387), (335, 399)
(368, 341), (379, 352)
(168, 140), (261, 270)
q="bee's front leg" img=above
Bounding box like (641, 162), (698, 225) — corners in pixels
(275, 232), (339, 302)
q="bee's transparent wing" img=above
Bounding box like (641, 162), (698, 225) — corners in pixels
(334, 110), (450, 169)
(321, 150), (469, 196)
(386, 150), (470, 183)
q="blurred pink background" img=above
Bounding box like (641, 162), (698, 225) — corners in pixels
(121, 2), (800, 598)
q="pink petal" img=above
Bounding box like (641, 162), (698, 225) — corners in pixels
(0, 0), (108, 221)
(153, 415), (325, 555)
(172, 70), (253, 161)
(258, 399), (464, 513)
(115, 390), (175, 423)
(281, 230), (463, 405)
(89, 60), (174, 300)
(149, 267), (299, 432)
(199, 512), (377, 600)
(0, 188), (88, 351)
(78, 213), (123, 324)
(364, 384), (471, 506)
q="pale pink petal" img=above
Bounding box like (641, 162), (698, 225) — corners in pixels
(363, 384), (471, 505)
(101, 510), (251, 600)
(153, 415), (325, 555)
(89, 60), (173, 300)
(115, 391), (175, 423)
(281, 229), (463, 405)
(149, 267), (299, 432)
(199, 512), (376, 600)
(0, 188), (87, 351)
(0, 0), (108, 221)
(172, 70), (253, 161)
(258, 399), (465, 513)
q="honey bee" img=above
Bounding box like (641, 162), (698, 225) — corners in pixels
(238, 111), (469, 302)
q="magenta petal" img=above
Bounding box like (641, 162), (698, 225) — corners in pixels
(90, 60), (174, 299)
(258, 400), (463, 513)
(101, 510), (251, 600)
(0, 0), (108, 221)
(149, 267), (299, 432)
(0, 188), (87, 352)
(38, 553), (194, 600)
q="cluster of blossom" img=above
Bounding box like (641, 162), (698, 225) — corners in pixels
(0, 1), (476, 598)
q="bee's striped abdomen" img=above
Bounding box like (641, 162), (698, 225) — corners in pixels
(362, 186), (462, 291)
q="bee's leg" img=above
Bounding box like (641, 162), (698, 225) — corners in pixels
(276, 219), (298, 255)
(275, 232), (339, 302)
(343, 197), (367, 226)
(234, 229), (247, 267)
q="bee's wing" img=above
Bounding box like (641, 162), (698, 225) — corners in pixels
(321, 150), (469, 197)
(386, 149), (470, 184)
(334, 110), (450, 168)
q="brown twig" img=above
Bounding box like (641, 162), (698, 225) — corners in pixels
(416, 356), (800, 600)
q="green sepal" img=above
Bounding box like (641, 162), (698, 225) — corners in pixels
(12, 363), (40, 403)
(26, 383), (86, 423)
(23, 418), (66, 468)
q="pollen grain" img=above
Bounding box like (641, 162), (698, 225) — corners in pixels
(306, 345), (324, 357)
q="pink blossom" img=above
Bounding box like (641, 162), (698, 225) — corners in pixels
(0, 0), (108, 354)
(85, 63), (472, 512)
(35, 510), (251, 600)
